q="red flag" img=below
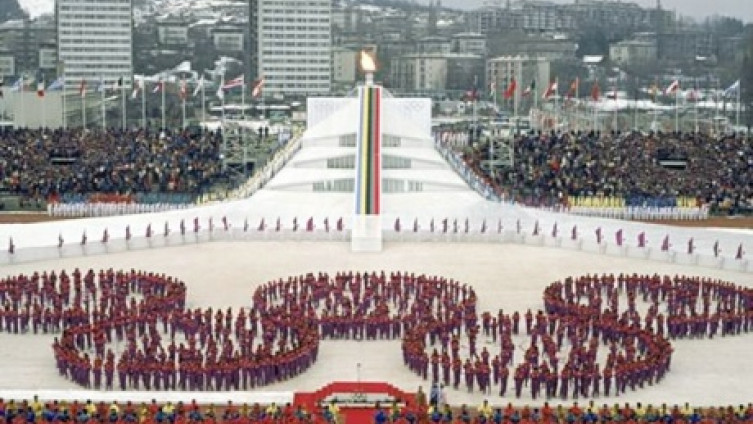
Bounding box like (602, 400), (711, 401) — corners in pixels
(503, 77), (516, 99)
(78, 79), (87, 97)
(664, 79), (680, 95)
(566, 78), (579, 99)
(542, 81), (557, 99)
(591, 80), (601, 101)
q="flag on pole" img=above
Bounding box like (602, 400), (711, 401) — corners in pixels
(664, 79), (680, 96)
(223, 75), (245, 91)
(566, 78), (579, 99)
(522, 80), (536, 97)
(152, 80), (163, 94)
(216, 75), (225, 100)
(131, 77), (142, 99)
(542, 80), (558, 99)
(723, 80), (740, 97)
(193, 75), (205, 97)
(179, 78), (187, 101)
(503, 77), (516, 99)
(47, 77), (64, 92)
(78, 79), (87, 97)
(36, 73), (45, 97)
(489, 81), (496, 98)
(591, 80), (601, 101)
(251, 77), (264, 98)
(97, 76), (106, 93)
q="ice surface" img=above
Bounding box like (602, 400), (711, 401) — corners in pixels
(0, 241), (752, 407)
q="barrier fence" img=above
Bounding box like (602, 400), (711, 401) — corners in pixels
(2, 216), (751, 273)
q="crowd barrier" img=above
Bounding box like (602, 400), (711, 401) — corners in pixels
(48, 202), (193, 218)
(568, 205), (710, 220)
(2, 216), (751, 273)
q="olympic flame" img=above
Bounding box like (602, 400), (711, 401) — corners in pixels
(360, 51), (376, 73)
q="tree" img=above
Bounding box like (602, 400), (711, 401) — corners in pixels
(0, 0), (26, 22)
(575, 26), (610, 58)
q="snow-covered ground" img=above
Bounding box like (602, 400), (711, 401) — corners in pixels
(0, 241), (752, 407)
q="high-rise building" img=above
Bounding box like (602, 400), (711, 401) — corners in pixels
(250, 0), (332, 97)
(56, 0), (133, 88)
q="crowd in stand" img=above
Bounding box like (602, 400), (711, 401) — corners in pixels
(0, 128), (225, 203)
(445, 129), (753, 212)
(2, 396), (753, 423)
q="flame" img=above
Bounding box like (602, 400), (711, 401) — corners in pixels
(360, 51), (376, 73)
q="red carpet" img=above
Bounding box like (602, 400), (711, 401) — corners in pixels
(340, 408), (376, 424)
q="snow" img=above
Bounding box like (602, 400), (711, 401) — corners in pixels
(17, 0), (53, 18)
(0, 241), (752, 407)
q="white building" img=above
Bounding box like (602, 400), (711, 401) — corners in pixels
(252, 0), (332, 97)
(56, 0), (133, 89)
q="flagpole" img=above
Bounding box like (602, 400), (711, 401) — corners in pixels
(613, 85), (618, 132)
(141, 77), (146, 129)
(675, 86), (679, 133)
(201, 77), (206, 123)
(554, 77), (559, 131)
(101, 77), (106, 130)
(62, 76), (67, 129)
(737, 80), (741, 130)
(694, 78), (699, 133)
(161, 78), (166, 130)
(82, 88), (86, 129)
(182, 94), (186, 129)
(575, 78), (580, 132)
(121, 78), (126, 130)
(241, 78), (246, 120)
